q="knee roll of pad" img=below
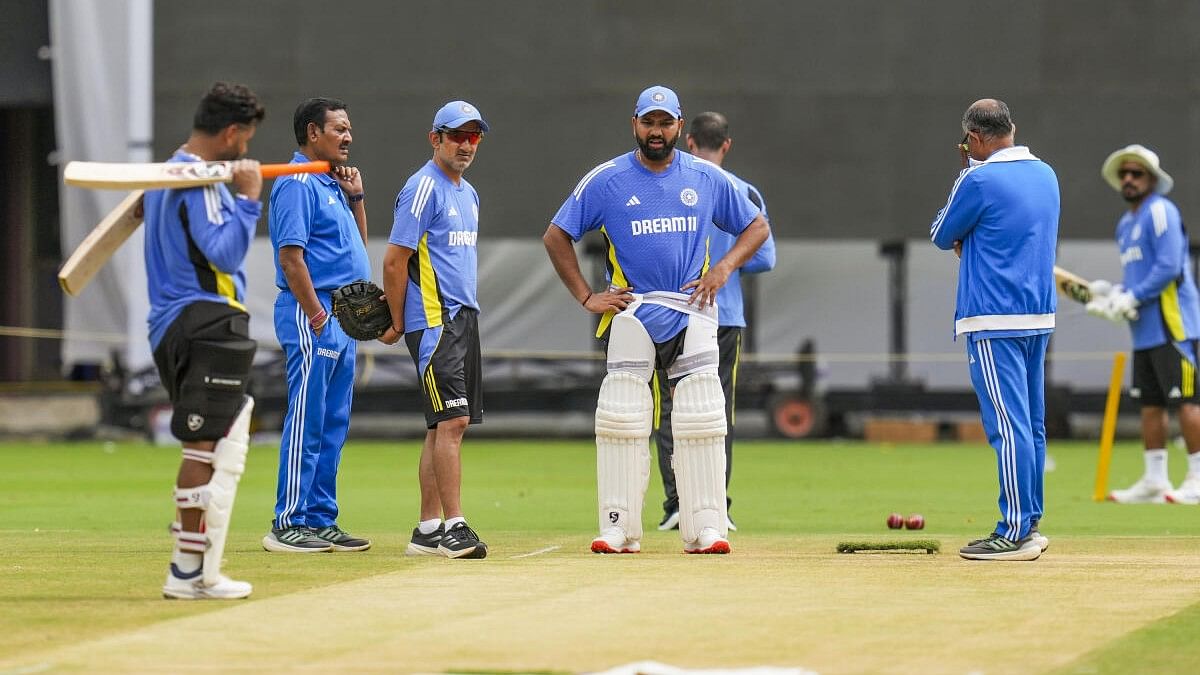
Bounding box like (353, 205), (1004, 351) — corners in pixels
(595, 372), (653, 540)
(672, 372), (728, 542)
(172, 338), (256, 442)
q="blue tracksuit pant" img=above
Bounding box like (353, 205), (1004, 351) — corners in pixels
(272, 289), (356, 529)
(966, 333), (1049, 541)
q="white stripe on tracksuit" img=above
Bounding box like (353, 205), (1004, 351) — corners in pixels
(976, 339), (1020, 540)
(278, 303), (313, 527)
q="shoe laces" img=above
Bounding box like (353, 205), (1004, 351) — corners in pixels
(448, 523), (479, 542)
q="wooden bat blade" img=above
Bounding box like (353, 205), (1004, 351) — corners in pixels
(64, 160), (330, 190)
(58, 190), (145, 296)
(1054, 265), (1092, 304)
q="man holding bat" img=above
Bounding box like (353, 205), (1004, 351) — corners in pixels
(931, 99), (1059, 561)
(148, 82), (264, 599)
(1088, 145), (1200, 505)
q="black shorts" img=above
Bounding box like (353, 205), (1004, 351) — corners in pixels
(152, 302), (256, 441)
(1131, 342), (1199, 408)
(405, 308), (482, 429)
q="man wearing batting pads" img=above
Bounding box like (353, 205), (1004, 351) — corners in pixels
(1087, 145), (1200, 505)
(544, 86), (769, 554)
(146, 83), (264, 599)
(931, 99), (1059, 561)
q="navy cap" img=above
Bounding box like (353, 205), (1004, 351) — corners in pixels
(634, 85), (682, 119)
(432, 100), (489, 132)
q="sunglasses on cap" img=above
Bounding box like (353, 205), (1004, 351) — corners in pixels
(1117, 168), (1147, 179)
(439, 128), (484, 145)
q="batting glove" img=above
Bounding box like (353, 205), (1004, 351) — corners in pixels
(1088, 279), (1113, 298)
(1109, 287), (1139, 320)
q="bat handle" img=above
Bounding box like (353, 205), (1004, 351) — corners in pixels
(260, 161), (331, 178)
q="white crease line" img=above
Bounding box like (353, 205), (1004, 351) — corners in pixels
(1, 663), (54, 675)
(509, 546), (560, 559)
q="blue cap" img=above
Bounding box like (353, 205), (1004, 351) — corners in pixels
(634, 85), (682, 119)
(432, 100), (489, 132)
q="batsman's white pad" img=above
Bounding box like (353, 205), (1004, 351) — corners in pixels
(595, 372), (653, 541)
(175, 396), (252, 586)
(672, 372), (728, 542)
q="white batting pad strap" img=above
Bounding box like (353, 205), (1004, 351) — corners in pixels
(175, 530), (207, 554)
(181, 447), (215, 464)
(672, 372), (728, 542)
(175, 485), (211, 510)
(595, 372), (653, 541)
(203, 396), (253, 586)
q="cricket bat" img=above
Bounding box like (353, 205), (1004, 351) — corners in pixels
(58, 190), (145, 296)
(64, 159), (330, 190)
(1054, 265), (1092, 304)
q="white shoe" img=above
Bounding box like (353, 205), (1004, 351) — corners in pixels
(684, 527), (730, 554)
(1108, 477), (1171, 504)
(590, 527), (640, 554)
(1029, 531), (1049, 552)
(1165, 474), (1200, 505)
(726, 514), (738, 532)
(162, 565), (252, 600)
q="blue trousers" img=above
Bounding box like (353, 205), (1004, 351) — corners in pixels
(966, 333), (1049, 541)
(272, 289), (356, 529)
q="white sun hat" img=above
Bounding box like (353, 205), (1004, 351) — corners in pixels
(1101, 144), (1173, 195)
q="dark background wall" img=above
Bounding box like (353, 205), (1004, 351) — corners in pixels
(153, 1), (1200, 241)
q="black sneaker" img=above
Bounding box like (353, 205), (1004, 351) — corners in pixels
(438, 522), (487, 559)
(313, 525), (371, 552)
(262, 525), (332, 553)
(959, 532), (1041, 561)
(657, 511), (680, 531)
(406, 524), (445, 556)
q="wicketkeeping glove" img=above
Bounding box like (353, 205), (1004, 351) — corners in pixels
(331, 280), (392, 340)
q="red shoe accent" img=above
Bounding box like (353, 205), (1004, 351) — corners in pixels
(591, 539), (638, 554)
(686, 540), (731, 554)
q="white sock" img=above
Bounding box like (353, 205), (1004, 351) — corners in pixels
(1144, 448), (1169, 482)
(418, 518), (442, 535)
(171, 550), (202, 574)
(445, 516), (466, 530)
(1188, 451), (1200, 478)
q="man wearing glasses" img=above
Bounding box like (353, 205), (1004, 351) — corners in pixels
(382, 101), (489, 558)
(543, 86), (770, 555)
(930, 99), (1059, 561)
(1087, 145), (1200, 505)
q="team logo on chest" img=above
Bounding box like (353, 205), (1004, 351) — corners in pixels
(680, 188), (699, 207)
(1131, 224), (1142, 241)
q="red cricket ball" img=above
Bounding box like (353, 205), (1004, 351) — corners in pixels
(886, 512), (904, 529)
(905, 514), (925, 530)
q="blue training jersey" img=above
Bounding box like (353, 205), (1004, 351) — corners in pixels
(930, 146), (1059, 338)
(389, 160), (480, 332)
(552, 150), (761, 342)
(144, 149), (260, 349)
(1117, 193), (1200, 349)
(268, 151), (370, 291)
(709, 171), (776, 327)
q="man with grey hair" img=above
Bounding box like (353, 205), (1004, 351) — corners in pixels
(931, 98), (1059, 561)
(1088, 145), (1200, 505)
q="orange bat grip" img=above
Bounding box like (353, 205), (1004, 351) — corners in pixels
(259, 161), (330, 178)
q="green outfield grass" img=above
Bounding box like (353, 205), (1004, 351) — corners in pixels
(1, 437), (1198, 673)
